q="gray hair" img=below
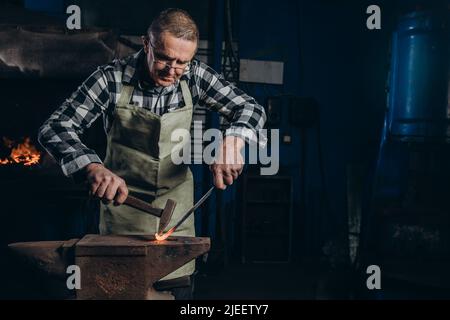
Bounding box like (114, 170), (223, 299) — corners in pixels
(148, 8), (199, 47)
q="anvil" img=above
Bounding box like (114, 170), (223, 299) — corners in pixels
(8, 234), (210, 299)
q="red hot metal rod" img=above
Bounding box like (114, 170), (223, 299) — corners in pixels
(155, 187), (215, 240)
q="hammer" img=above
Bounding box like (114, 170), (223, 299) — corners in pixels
(123, 195), (177, 235)
(82, 181), (176, 234)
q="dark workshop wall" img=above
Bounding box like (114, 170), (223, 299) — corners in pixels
(235, 0), (399, 262)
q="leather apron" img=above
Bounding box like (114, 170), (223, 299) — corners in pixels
(99, 81), (195, 281)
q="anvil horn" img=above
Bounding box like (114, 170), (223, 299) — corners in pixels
(8, 239), (78, 278)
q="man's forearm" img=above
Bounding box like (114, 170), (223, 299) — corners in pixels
(38, 101), (103, 177)
(194, 61), (267, 146)
(38, 69), (110, 176)
(38, 121), (102, 176)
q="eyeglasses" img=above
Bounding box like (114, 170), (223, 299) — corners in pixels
(153, 60), (190, 72)
(149, 42), (191, 73)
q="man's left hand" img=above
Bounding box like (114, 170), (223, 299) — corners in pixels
(210, 136), (245, 190)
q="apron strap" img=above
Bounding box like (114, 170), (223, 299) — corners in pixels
(180, 80), (193, 109)
(117, 85), (134, 107)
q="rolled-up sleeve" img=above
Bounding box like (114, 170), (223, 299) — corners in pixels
(38, 68), (110, 176)
(193, 62), (267, 147)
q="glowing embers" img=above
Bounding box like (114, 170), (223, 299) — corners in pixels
(154, 226), (176, 241)
(0, 137), (41, 166)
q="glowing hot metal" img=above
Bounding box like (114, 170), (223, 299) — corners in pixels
(154, 227), (175, 241)
(156, 187), (215, 240)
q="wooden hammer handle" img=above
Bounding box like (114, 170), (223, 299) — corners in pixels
(124, 195), (163, 217)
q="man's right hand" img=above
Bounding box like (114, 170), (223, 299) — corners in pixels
(85, 163), (129, 205)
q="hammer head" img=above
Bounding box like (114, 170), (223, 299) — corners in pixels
(157, 199), (176, 234)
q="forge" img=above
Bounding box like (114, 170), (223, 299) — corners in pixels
(8, 234), (210, 300)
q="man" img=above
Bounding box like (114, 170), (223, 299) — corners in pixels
(38, 8), (266, 299)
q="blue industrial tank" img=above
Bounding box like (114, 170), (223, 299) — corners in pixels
(388, 10), (449, 140)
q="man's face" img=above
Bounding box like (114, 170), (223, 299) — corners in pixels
(142, 32), (197, 87)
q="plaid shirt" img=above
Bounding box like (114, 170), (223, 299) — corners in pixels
(38, 49), (267, 176)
